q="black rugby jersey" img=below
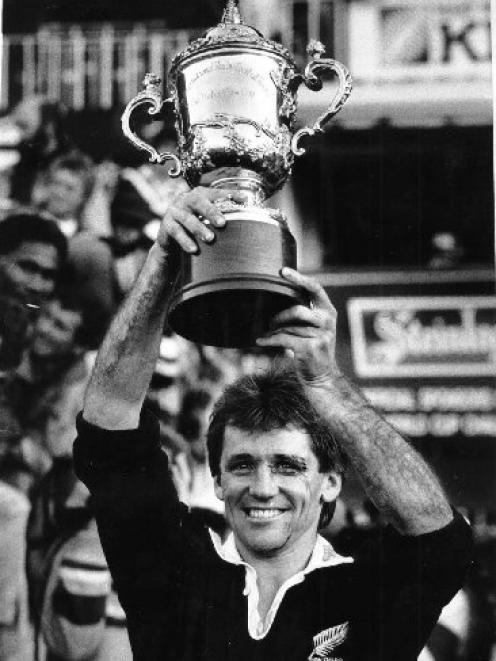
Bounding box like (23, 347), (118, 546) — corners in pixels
(74, 409), (473, 661)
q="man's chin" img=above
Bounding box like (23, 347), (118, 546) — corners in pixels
(249, 541), (287, 557)
(237, 529), (290, 557)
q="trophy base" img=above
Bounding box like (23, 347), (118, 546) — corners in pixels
(168, 276), (300, 347)
(167, 210), (300, 348)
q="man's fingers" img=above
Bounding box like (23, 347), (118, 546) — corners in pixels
(184, 189), (225, 228)
(256, 333), (309, 350)
(186, 187), (246, 227)
(262, 325), (319, 339)
(281, 267), (334, 311)
(270, 305), (322, 329)
(159, 185), (248, 254)
(170, 207), (215, 245)
(161, 217), (198, 253)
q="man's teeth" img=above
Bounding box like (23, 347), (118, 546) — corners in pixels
(247, 509), (282, 519)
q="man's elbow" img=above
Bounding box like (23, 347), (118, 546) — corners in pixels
(83, 391), (142, 430)
(395, 500), (454, 536)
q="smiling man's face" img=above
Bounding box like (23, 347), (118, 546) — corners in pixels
(215, 425), (341, 561)
(0, 241), (59, 304)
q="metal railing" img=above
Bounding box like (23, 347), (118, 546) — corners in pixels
(1, 24), (193, 110)
(1, 0), (340, 110)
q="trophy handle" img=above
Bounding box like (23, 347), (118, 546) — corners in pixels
(121, 73), (182, 176)
(291, 41), (352, 157)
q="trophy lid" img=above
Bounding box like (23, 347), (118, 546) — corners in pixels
(170, 0), (295, 73)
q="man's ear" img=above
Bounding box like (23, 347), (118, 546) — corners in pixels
(214, 474), (224, 501)
(321, 471), (342, 504)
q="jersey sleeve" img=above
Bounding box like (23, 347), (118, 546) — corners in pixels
(351, 511), (474, 661)
(72, 409), (211, 622)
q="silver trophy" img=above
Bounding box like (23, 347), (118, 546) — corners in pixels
(122, 0), (352, 347)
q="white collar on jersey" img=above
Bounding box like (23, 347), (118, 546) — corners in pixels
(209, 529), (353, 640)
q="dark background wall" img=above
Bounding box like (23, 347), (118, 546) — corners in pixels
(293, 125), (494, 267)
(3, 0), (226, 32)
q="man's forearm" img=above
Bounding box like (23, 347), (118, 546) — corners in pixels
(83, 243), (170, 430)
(305, 371), (453, 536)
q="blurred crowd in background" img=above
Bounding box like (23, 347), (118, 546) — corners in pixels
(0, 93), (493, 661)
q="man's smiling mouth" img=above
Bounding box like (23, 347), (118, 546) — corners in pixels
(244, 508), (287, 520)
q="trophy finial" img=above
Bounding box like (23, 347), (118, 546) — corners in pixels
(222, 0), (242, 24)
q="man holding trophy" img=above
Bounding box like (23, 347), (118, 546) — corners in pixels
(74, 3), (472, 660)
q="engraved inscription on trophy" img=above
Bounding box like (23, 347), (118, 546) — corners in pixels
(184, 56), (278, 132)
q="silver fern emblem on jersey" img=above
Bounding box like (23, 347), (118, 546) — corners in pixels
(308, 621), (349, 660)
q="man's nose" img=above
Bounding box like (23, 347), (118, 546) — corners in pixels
(249, 465), (278, 499)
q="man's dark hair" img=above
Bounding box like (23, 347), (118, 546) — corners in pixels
(206, 362), (346, 528)
(0, 213), (67, 263)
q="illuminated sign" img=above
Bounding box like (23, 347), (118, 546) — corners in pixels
(349, 1), (491, 80)
(360, 386), (496, 438)
(347, 296), (496, 378)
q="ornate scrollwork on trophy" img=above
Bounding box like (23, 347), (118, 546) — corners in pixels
(291, 41), (353, 156)
(271, 64), (299, 124)
(121, 74), (182, 174)
(121, 0), (352, 347)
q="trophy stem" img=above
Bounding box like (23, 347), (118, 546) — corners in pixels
(209, 170), (268, 207)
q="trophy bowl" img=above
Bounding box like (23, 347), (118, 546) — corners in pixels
(122, 0), (352, 347)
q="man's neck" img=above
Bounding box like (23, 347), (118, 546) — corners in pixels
(236, 529), (318, 622)
(237, 527), (318, 588)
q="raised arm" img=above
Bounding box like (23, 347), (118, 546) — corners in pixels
(257, 268), (453, 536)
(83, 187), (243, 430)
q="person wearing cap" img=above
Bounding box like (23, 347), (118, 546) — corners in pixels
(104, 176), (158, 302)
(73, 187), (473, 661)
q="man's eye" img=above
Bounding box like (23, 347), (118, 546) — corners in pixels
(273, 462), (303, 475)
(231, 462), (256, 474)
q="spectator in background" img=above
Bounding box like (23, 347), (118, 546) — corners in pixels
(12, 283), (94, 465)
(32, 150), (95, 238)
(145, 334), (192, 444)
(0, 214), (66, 661)
(0, 212), (67, 306)
(0, 472), (32, 660)
(25, 286), (132, 660)
(428, 232), (464, 270)
(0, 213), (67, 371)
(117, 111), (189, 227)
(104, 176), (155, 302)
(30, 151), (118, 346)
(330, 499), (384, 555)
(0, 213), (68, 493)
(8, 96), (72, 205)
(172, 385), (225, 528)
(0, 117), (23, 206)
